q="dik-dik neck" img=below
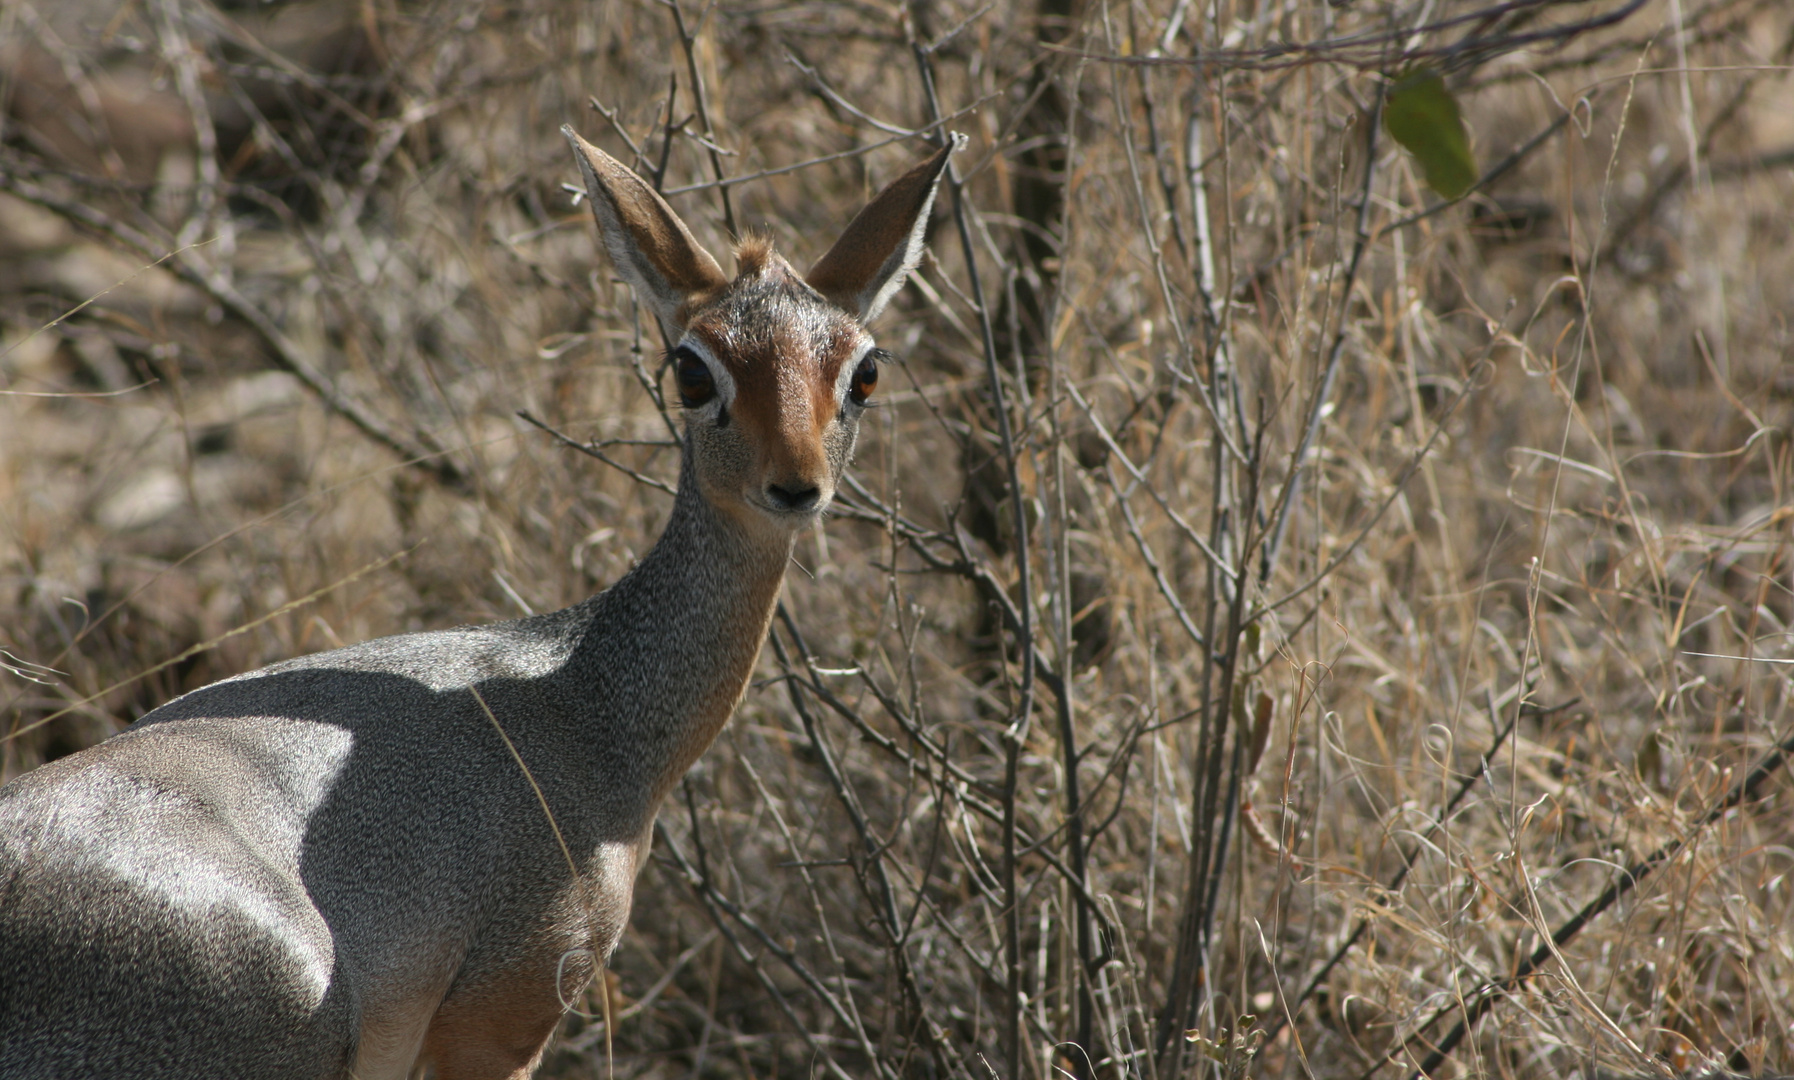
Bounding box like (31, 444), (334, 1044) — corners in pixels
(564, 456), (796, 803)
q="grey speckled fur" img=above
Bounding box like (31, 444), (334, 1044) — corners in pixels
(0, 130), (956, 1079)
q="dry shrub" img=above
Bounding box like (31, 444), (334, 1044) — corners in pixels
(2, 1), (1792, 1079)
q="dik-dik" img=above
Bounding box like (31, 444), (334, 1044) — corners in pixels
(0, 126), (957, 1079)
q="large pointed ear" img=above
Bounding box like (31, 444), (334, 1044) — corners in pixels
(563, 126), (728, 337)
(807, 134), (963, 324)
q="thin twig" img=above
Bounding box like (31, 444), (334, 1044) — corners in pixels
(0, 167), (470, 491)
(1370, 721), (1794, 1080)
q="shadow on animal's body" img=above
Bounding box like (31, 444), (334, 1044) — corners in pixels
(0, 126), (958, 1080)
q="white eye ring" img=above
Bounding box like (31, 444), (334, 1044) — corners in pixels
(672, 339), (735, 410)
(835, 342), (878, 408)
(848, 350), (883, 407)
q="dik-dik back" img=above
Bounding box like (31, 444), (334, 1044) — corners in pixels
(0, 126), (957, 1080)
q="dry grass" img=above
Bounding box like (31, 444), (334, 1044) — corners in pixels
(3, 1), (1793, 1078)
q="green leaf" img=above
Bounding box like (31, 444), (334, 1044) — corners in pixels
(1383, 69), (1477, 200)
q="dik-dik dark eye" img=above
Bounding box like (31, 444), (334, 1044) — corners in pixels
(848, 350), (884, 407)
(672, 347), (715, 408)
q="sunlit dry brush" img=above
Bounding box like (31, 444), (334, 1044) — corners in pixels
(2, 0), (1792, 1078)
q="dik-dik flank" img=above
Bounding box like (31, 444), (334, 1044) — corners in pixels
(0, 126), (957, 1079)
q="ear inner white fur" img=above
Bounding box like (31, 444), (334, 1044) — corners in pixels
(563, 126), (728, 338)
(806, 134), (964, 324)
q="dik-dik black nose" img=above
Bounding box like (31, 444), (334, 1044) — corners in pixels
(766, 482), (821, 512)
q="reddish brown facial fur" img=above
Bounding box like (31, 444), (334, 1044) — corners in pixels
(684, 246), (867, 508)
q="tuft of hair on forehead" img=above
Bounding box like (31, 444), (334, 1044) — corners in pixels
(732, 233), (778, 278)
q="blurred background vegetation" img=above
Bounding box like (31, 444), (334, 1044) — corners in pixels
(2, 0), (1792, 1078)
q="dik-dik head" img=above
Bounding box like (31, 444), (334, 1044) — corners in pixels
(564, 127), (957, 534)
